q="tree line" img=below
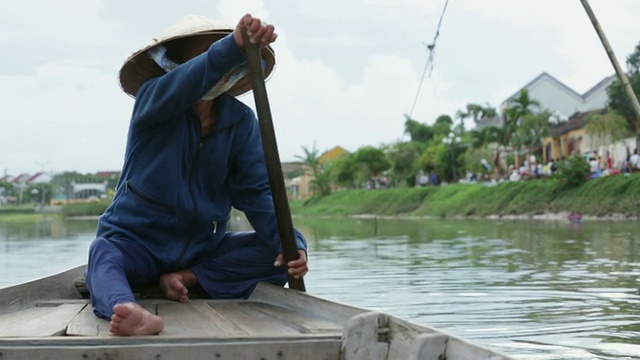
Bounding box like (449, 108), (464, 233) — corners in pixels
(296, 42), (640, 198)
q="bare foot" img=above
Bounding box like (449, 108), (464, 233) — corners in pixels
(159, 273), (189, 302)
(110, 303), (164, 336)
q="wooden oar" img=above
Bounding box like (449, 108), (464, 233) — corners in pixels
(242, 28), (306, 292)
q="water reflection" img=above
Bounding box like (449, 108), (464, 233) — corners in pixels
(298, 218), (640, 360)
(0, 216), (96, 286)
(1, 216), (639, 359)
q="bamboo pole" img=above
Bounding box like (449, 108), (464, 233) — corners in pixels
(579, 0), (640, 123)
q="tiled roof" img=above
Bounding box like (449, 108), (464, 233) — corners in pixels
(550, 109), (605, 137)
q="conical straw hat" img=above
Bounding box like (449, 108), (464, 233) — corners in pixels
(118, 15), (275, 98)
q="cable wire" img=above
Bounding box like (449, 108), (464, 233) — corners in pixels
(408, 0), (450, 118)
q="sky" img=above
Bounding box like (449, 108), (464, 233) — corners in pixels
(2, 0), (640, 175)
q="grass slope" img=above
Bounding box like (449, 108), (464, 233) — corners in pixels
(291, 174), (640, 219)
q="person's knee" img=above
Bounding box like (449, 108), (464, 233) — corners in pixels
(89, 237), (123, 260)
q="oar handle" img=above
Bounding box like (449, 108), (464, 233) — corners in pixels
(242, 28), (306, 292)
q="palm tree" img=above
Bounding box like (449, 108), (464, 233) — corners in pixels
(489, 90), (542, 174)
(508, 89), (540, 122)
(295, 144), (327, 197)
(583, 110), (630, 149)
(470, 127), (496, 149)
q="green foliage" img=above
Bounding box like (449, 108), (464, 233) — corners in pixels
(295, 144), (321, 177)
(627, 42), (640, 73)
(607, 75), (640, 133)
(387, 142), (421, 187)
(463, 147), (494, 176)
(0, 180), (14, 193)
(552, 155), (591, 188)
(435, 143), (462, 183)
(583, 110), (630, 147)
(435, 115), (453, 125)
(61, 201), (110, 217)
(459, 103), (498, 125)
(296, 143), (327, 197)
(404, 117), (434, 143)
(470, 127), (496, 149)
(511, 111), (551, 152)
(607, 42), (640, 133)
(353, 146), (390, 177)
(0, 207), (36, 216)
(311, 165), (332, 197)
(417, 144), (439, 172)
(432, 121), (453, 137)
(291, 174), (640, 220)
(332, 154), (359, 189)
(290, 187), (433, 216)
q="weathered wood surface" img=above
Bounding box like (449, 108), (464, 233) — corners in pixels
(0, 339), (342, 360)
(0, 303), (85, 337)
(0, 266), (85, 315)
(0, 266), (516, 359)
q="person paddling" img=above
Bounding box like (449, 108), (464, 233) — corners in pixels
(85, 13), (309, 336)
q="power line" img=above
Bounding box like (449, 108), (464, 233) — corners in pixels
(408, 0), (450, 118)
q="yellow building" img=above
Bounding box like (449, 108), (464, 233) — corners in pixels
(318, 146), (349, 164)
(285, 146), (350, 199)
(542, 111), (590, 162)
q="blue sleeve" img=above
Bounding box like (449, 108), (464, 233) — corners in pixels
(131, 34), (246, 130)
(229, 113), (307, 254)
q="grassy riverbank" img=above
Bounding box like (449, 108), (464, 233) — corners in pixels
(290, 173), (640, 220)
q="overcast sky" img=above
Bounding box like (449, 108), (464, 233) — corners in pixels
(2, 0), (640, 174)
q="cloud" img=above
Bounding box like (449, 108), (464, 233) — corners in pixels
(0, 58), (130, 173)
(2, 0), (640, 174)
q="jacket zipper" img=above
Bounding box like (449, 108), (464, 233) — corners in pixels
(172, 140), (203, 269)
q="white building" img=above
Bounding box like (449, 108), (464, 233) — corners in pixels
(500, 72), (616, 117)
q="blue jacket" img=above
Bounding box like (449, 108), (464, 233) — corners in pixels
(97, 34), (306, 269)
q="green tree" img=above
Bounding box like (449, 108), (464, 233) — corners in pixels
(489, 90), (542, 175)
(470, 127), (497, 149)
(455, 109), (470, 134)
(311, 164), (332, 197)
(0, 181), (14, 195)
(435, 114), (453, 125)
(508, 89), (540, 121)
(404, 117), (434, 143)
(387, 142), (421, 187)
(607, 43), (640, 133)
(583, 110), (630, 149)
(463, 103), (498, 125)
(553, 155), (590, 188)
(511, 111), (552, 155)
(429, 114), (454, 137)
(438, 143), (462, 183)
(295, 144), (325, 197)
(295, 144), (321, 177)
(332, 154), (359, 189)
(353, 146), (391, 178)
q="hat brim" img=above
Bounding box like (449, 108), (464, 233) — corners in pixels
(118, 30), (275, 98)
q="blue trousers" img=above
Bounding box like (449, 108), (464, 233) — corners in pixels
(85, 231), (287, 319)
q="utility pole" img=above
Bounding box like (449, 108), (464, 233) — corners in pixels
(579, 0), (640, 123)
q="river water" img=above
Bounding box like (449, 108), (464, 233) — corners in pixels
(1, 215), (639, 359)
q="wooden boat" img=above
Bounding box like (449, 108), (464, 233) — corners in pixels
(0, 265), (514, 359)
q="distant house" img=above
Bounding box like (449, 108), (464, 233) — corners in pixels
(26, 172), (52, 184)
(541, 110), (635, 166)
(285, 146), (351, 200)
(318, 146), (349, 165)
(500, 72), (616, 118)
(95, 171), (121, 179)
(542, 111), (591, 162)
(11, 174), (31, 185)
